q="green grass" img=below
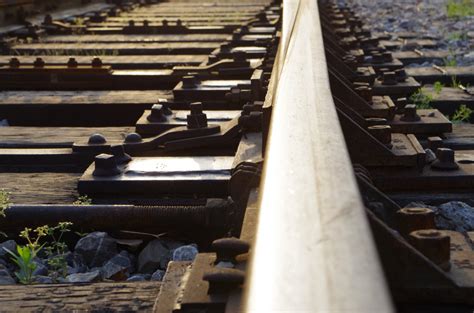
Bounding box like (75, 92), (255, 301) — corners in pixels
(73, 195), (92, 205)
(0, 189), (10, 218)
(410, 89), (434, 109)
(433, 81), (444, 94)
(447, 0), (474, 18)
(450, 104), (473, 122)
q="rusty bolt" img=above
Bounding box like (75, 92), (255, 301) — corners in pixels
(110, 145), (131, 165)
(67, 57), (78, 68)
(400, 104), (421, 122)
(187, 102), (208, 129)
(88, 133), (107, 144)
(9, 57), (20, 68)
(147, 104), (168, 122)
(409, 229), (451, 271)
(124, 132), (142, 143)
(365, 117), (387, 127)
(368, 125), (392, 147)
(203, 268), (245, 294)
(382, 71), (398, 85)
(91, 57), (102, 68)
(396, 208), (436, 237)
(176, 19), (182, 27)
(427, 136), (443, 151)
(212, 237), (250, 263)
(431, 148), (459, 171)
(162, 19), (168, 27)
(33, 57), (45, 68)
(93, 154), (122, 177)
(128, 20), (135, 27)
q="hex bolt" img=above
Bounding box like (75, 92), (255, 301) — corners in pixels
(88, 133), (107, 144)
(147, 104), (167, 122)
(365, 117), (387, 127)
(162, 19), (168, 26)
(124, 132), (142, 143)
(33, 57), (45, 68)
(67, 57), (78, 68)
(382, 71), (398, 85)
(9, 57), (20, 68)
(239, 111), (263, 132)
(211, 237), (250, 263)
(110, 145), (132, 164)
(395, 97), (408, 113)
(92, 154), (122, 177)
(91, 57), (102, 68)
(143, 19), (149, 27)
(368, 125), (392, 147)
(395, 69), (407, 82)
(355, 86), (372, 102)
(182, 75), (199, 89)
(400, 104), (421, 122)
(257, 12), (267, 22)
(431, 148), (459, 171)
(176, 19), (182, 27)
(203, 268), (245, 294)
(187, 102), (208, 129)
(427, 136), (443, 151)
(396, 208), (436, 237)
(128, 20), (135, 27)
(409, 229), (451, 271)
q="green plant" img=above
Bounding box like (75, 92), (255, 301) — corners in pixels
(4, 245), (42, 284)
(42, 222), (73, 281)
(444, 57), (458, 67)
(73, 195), (92, 205)
(4, 222), (73, 284)
(4, 225), (48, 284)
(410, 89), (433, 109)
(433, 81), (444, 94)
(451, 76), (461, 88)
(0, 189), (11, 218)
(446, 0), (474, 18)
(450, 104), (473, 122)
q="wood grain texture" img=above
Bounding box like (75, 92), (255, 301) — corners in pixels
(0, 127), (133, 148)
(0, 282), (160, 312)
(0, 172), (81, 204)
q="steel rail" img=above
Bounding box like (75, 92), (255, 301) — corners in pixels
(243, 0), (394, 312)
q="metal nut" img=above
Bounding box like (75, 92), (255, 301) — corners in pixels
(92, 154), (122, 177)
(211, 237), (250, 263)
(396, 207), (435, 237)
(368, 125), (392, 147)
(400, 104), (421, 122)
(409, 229), (451, 271)
(431, 148), (459, 171)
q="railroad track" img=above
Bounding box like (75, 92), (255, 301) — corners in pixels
(0, 0), (472, 312)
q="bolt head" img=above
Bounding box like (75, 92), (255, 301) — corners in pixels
(88, 133), (107, 144)
(368, 125), (392, 146)
(9, 58), (20, 68)
(33, 57), (45, 68)
(67, 57), (78, 68)
(431, 148), (459, 171)
(124, 132), (142, 143)
(400, 104), (421, 122)
(409, 229), (451, 271)
(91, 57), (102, 68)
(110, 145), (132, 164)
(93, 153), (121, 177)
